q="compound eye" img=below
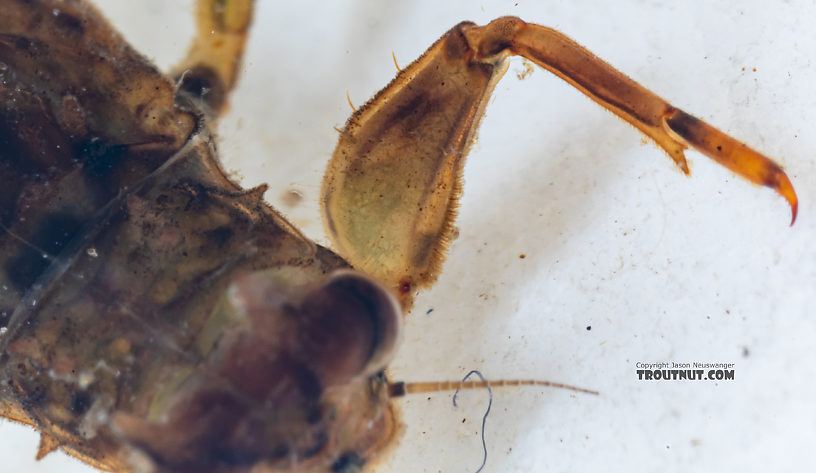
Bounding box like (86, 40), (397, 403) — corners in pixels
(297, 270), (403, 387)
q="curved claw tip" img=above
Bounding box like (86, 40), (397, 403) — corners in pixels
(776, 172), (798, 226)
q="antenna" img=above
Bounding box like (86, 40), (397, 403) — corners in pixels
(388, 378), (598, 397)
(387, 371), (597, 473)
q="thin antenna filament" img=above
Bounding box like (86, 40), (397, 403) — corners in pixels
(388, 378), (598, 397)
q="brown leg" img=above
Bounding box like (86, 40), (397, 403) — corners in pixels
(475, 18), (796, 221)
(173, 0), (255, 114)
(321, 17), (797, 309)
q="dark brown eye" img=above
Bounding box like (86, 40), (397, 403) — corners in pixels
(331, 452), (365, 473)
(297, 270), (402, 387)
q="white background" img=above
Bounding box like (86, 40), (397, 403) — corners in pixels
(3, 1), (814, 472)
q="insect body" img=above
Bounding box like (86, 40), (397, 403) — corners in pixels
(0, 1), (800, 473)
